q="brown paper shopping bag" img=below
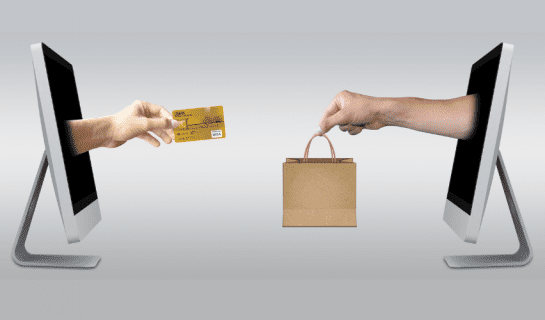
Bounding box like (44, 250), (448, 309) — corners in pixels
(283, 133), (356, 227)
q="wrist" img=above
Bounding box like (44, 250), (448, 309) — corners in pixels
(372, 96), (402, 128)
(98, 115), (115, 148)
(67, 116), (112, 154)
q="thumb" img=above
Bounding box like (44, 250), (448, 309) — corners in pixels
(145, 117), (172, 131)
(321, 110), (349, 134)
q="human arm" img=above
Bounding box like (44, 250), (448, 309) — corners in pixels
(318, 90), (477, 140)
(66, 100), (180, 155)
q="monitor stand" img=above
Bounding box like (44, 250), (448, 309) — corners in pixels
(444, 150), (532, 268)
(12, 151), (100, 268)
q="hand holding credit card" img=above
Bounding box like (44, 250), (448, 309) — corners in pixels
(172, 106), (226, 143)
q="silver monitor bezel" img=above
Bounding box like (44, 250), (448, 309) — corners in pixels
(31, 42), (101, 244)
(443, 43), (513, 243)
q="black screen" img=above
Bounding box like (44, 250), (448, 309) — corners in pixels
(42, 44), (98, 215)
(446, 43), (503, 215)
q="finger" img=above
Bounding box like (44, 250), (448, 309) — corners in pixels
(318, 97), (342, 132)
(167, 119), (180, 140)
(321, 110), (350, 134)
(145, 117), (172, 131)
(155, 119), (176, 141)
(142, 101), (174, 139)
(314, 127), (323, 136)
(349, 126), (363, 135)
(151, 128), (173, 144)
(320, 97), (342, 123)
(140, 101), (172, 119)
(141, 102), (177, 140)
(137, 132), (161, 147)
(171, 119), (180, 128)
(339, 124), (355, 132)
(139, 117), (177, 142)
(131, 100), (142, 109)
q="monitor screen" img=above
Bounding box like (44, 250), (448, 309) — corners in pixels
(42, 44), (98, 215)
(446, 44), (503, 215)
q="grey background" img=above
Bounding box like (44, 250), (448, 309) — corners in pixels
(1, 1), (545, 318)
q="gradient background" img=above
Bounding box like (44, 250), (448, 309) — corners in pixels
(1, 1), (545, 318)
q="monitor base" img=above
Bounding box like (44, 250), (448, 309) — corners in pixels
(444, 150), (532, 268)
(12, 151), (100, 269)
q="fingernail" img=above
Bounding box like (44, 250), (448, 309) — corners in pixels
(171, 120), (180, 128)
(314, 127), (323, 135)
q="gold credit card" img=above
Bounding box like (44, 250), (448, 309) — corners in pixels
(172, 106), (226, 143)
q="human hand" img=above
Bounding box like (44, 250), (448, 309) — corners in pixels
(318, 90), (387, 136)
(104, 100), (180, 148)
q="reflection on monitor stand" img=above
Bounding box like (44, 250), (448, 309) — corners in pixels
(12, 151), (100, 268)
(444, 151), (532, 268)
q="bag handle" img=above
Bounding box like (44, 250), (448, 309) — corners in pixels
(303, 133), (337, 163)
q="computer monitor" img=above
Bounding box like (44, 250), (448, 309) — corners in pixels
(12, 43), (101, 268)
(443, 43), (532, 268)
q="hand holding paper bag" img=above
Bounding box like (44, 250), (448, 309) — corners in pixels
(318, 90), (478, 140)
